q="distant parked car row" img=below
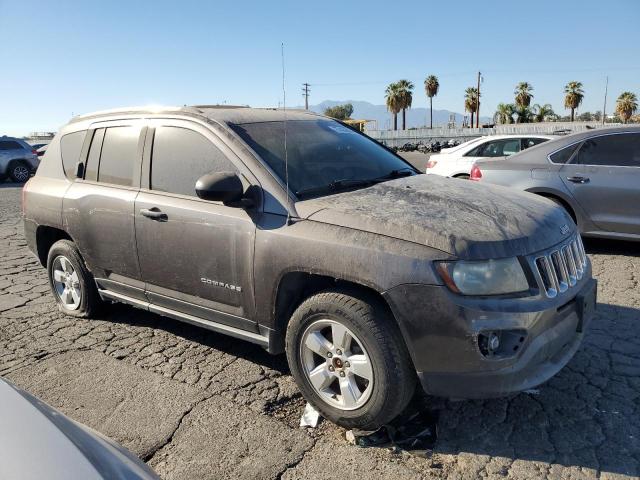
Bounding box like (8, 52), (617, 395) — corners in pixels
(427, 127), (640, 242)
(0, 136), (41, 182)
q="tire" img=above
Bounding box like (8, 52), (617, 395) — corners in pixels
(46, 239), (101, 318)
(286, 289), (416, 430)
(8, 161), (30, 183)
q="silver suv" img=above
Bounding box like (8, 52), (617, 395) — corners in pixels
(0, 136), (40, 182)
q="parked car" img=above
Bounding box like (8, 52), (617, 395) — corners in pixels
(0, 377), (159, 480)
(36, 144), (49, 157)
(0, 136), (40, 182)
(22, 106), (596, 430)
(472, 126), (640, 242)
(426, 134), (553, 178)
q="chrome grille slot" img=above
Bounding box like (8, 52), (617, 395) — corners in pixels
(534, 234), (587, 298)
(562, 245), (577, 286)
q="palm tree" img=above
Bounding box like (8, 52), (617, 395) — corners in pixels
(532, 103), (555, 123)
(493, 103), (515, 124)
(396, 79), (414, 130)
(564, 81), (584, 122)
(514, 82), (534, 108)
(424, 75), (439, 129)
(464, 87), (479, 127)
(515, 105), (533, 123)
(615, 91), (638, 123)
(385, 82), (402, 130)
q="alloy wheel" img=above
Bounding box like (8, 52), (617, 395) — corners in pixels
(12, 165), (30, 182)
(300, 319), (374, 411)
(51, 255), (82, 310)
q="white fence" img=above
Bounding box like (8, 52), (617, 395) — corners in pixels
(367, 122), (623, 147)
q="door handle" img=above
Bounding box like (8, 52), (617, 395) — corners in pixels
(140, 208), (167, 221)
(566, 176), (590, 184)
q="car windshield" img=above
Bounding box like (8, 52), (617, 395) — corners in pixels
(229, 119), (417, 199)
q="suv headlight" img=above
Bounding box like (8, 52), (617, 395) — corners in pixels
(436, 258), (529, 295)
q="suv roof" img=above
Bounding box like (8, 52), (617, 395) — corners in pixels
(69, 105), (323, 126)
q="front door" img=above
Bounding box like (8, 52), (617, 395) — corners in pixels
(560, 132), (640, 235)
(135, 120), (257, 331)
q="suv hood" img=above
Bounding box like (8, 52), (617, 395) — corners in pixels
(295, 175), (573, 259)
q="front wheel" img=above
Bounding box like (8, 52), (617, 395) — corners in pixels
(286, 289), (416, 430)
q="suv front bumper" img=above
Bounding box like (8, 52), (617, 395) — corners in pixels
(383, 276), (596, 399)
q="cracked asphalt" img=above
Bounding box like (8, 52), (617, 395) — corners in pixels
(1, 183), (639, 479)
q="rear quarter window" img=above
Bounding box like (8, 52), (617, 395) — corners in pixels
(60, 131), (87, 179)
(549, 143), (580, 164)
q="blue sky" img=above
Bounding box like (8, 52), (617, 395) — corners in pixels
(1, 0), (639, 135)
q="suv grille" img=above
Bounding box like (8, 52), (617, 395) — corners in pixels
(534, 235), (587, 298)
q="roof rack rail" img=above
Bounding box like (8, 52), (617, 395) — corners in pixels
(191, 104), (250, 110)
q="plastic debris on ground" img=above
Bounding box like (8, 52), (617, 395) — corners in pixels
(299, 402), (321, 428)
(345, 397), (438, 458)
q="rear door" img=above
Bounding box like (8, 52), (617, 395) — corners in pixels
(135, 119), (258, 331)
(63, 120), (146, 300)
(560, 132), (640, 234)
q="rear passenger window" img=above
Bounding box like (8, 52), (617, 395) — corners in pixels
(60, 131), (87, 179)
(151, 127), (236, 197)
(573, 133), (640, 167)
(84, 129), (105, 181)
(0, 141), (22, 150)
(549, 143), (579, 164)
(97, 126), (140, 186)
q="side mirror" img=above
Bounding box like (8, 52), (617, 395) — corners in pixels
(195, 172), (250, 207)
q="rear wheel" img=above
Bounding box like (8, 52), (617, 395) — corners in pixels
(47, 240), (101, 317)
(8, 161), (30, 183)
(286, 289), (416, 430)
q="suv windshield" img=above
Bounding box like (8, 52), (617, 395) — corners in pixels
(229, 119), (416, 199)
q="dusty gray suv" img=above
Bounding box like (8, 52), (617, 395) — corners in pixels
(23, 106), (597, 429)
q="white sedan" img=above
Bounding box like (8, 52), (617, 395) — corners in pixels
(425, 134), (553, 178)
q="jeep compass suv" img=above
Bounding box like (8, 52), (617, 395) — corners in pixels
(22, 106), (597, 429)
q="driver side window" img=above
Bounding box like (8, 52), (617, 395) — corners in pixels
(150, 127), (237, 197)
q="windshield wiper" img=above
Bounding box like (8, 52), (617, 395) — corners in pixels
(295, 178), (376, 198)
(369, 168), (415, 182)
(295, 169), (416, 199)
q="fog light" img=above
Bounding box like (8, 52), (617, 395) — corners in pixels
(478, 329), (527, 358)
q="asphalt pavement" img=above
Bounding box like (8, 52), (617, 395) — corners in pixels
(1, 183), (639, 479)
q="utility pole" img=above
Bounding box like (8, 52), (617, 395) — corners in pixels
(476, 71), (481, 128)
(302, 83), (311, 110)
(602, 76), (608, 125)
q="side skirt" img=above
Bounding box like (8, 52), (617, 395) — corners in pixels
(98, 288), (271, 349)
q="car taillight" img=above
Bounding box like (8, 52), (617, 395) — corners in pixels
(426, 160), (438, 169)
(470, 164), (482, 181)
(31, 149), (38, 155)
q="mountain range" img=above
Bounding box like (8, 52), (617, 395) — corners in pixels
(294, 100), (492, 129)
